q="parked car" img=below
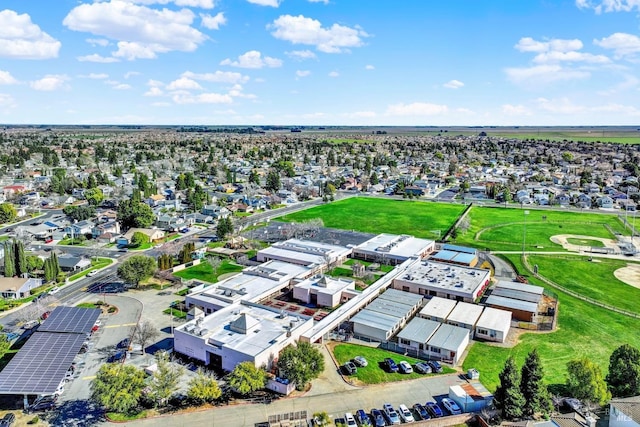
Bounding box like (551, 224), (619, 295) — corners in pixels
(49, 287), (60, 295)
(116, 338), (130, 349)
(414, 362), (432, 374)
(342, 361), (357, 375)
(344, 412), (357, 427)
(384, 357), (399, 373)
(398, 361), (413, 374)
(180, 228), (190, 233)
(413, 403), (430, 420)
(370, 409), (386, 427)
(87, 270), (98, 277)
(355, 409), (372, 426)
(397, 404), (415, 423)
(41, 311), (51, 320)
(0, 412), (16, 427)
(26, 395), (57, 413)
(22, 320), (39, 330)
(353, 355), (368, 367)
(441, 398), (462, 415)
(428, 360), (443, 373)
(382, 403), (401, 425)
(425, 401), (443, 418)
(4, 228), (12, 233)
(107, 351), (126, 363)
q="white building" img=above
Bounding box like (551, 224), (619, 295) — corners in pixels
(293, 275), (358, 308)
(256, 238), (351, 272)
(610, 396), (640, 427)
(446, 302), (484, 335)
(418, 296), (457, 322)
(185, 260), (311, 315)
(425, 323), (470, 365)
(396, 317), (440, 354)
(174, 301), (314, 372)
(352, 234), (435, 264)
(393, 259), (490, 302)
(474, 307), (512, 343)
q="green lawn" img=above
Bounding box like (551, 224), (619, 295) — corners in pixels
(463, 254), (640, 392)
(69, 258), (113, 281)
(173, 260), (243, 283)
(278, 198), (464, 239)
(453, 206), (629, 251)
(332, 343), (456, 384)
(566, 238), (605, 247)
(163, 307), (187, 319)
(59, 238), (87, 246)
(76, 302), (100, 309)
(129, 242), (152, 251)
(343, 258), (393, 273)
(528, 255), (640, 315)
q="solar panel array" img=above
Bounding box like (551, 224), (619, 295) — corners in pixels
(0, 332), (85, 394)
(0, 306), (101, 395)
(38, 306), (100, 333)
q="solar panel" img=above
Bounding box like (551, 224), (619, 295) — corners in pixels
(0, 332), (85, 394)
(39, 306), (100, 334)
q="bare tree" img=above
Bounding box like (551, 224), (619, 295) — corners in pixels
(207, 256), (222, 278)
(133, 320), (160, 354)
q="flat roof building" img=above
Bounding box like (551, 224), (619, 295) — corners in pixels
(485, 295), (538, 322)
(396, 317), (440, 355)
(293, 275), (357, 308)
(418, 296), (457, 322)
(393, 259), (490, 302)
(352, 234), (435, 264)
(446, 302), (484, 335)
(256, 239), (351, 271)
(174, 301), (314, 372)
(426, 323), (470, 365)
(474, 307), (512, 343)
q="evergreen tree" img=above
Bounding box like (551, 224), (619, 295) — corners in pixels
(606, 344), (640, 397)
(566, 358), (611, 406)
(216, 217), (233, 240)
(520, 349), (552, 417)
(13, 240), (26, 277)
(494, 357), (525, 420)
(3, 242), (14, 277)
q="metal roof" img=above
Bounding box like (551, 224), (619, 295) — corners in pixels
(495, 281), (544, 295)
(426, 323), (470, 352)
(492, 288), (541, 303)
(485, 295), (538, 313)
(38, 306), (100, 334)
(0, 332), (85, 395)
(396, 317), (440, 343)
(442, 244), (477, 255)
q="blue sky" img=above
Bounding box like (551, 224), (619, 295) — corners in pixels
(0, 0), (639, 125)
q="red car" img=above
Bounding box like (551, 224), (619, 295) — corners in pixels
(41, 311), (51, 320)
(91, 325), (99, 332)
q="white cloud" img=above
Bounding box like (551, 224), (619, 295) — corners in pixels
(514, 37), (549, 53)
(0, 71), (19, 85)
(63, 2), (207, 60)
(182, 70), (249, 83)
(328, 71), (339, 77)
(112, 83), (132, 90)
(77, 54), (120, 63)
(309, 0), (330, 3)
(147, 79), (164, 87)
(124, 71), (141, 79)
(86, 38), (110, 47)
(0, 10), (61, 59)
(576, 0), (640, 13)
(228, 84), (257, 99)
(151, 101), (171, 107)
(443, 79), (464, 89)
(501, 104), (532, 116)
(130, 0), (215, 8)
(220, 50), (282, 68)
(286, 50), (317, 60)
(536, 97), (585, 114)
(386, 102), (448, 116)
(201, 12), (226, 30)
(166, 77), (203, 91)
(532, 50), (609, 64)
(269, 14), (368, 53)
(144, 87), (164, 96)
(296, 70), (311, 77)
(505, 64), (590, 84)
(30, 75), (69, 91)
(82, 73), (109, 79)
(595, 33), (640, 58)
(172, 92), (233, 104)
(247, 0), (281, 6)
(365, 64), (375, 70)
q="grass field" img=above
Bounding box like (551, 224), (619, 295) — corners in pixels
(463, 254), (640, 392)
(451, 130), (640, 145)
(453, 206), (629, 251)
(278, 198), (465, 239)
(566, 238), (604, 247)
(332, 343), (455, 384)
(173, 260), (243, 283)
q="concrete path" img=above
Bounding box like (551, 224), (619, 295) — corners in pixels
(303, 344), (358, 397)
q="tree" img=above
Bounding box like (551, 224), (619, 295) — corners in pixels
(566, 358), (611, 406)
(84, 188), (104, 206)
(277, 342), (324, 390)
(265, 170), (280, 192)
(132, 320), (160, 353)
(520, 349), (552, 417)
(216, 217), (233, 240)
(248, 169), (260, 185)
(494, 357), (525, 420)
(117, 199), (154, 230)
(13, 240), (26, 277)
(187, 368), (222, 404)
(148, 351), (183, 407)
(0, 203), (17, 224)
(91, 363), (146, 414)
(227, 361), (267, 395)
(3, 242), (14, 277)
(207, 256), (222, 277)
(117, 255), (157, 287)
(129, 231), (150, 248)
(25, 255), (43, 273)
(178, 242), (195, 264)
(606, 344), (640, 397)
(157, 254), (173, 271)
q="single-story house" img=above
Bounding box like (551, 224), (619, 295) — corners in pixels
(609, 396), (640, 427)
(0, 278), (43, 299)
(118, 228), (165, 245)
(92, 221), (120, 238)
(66, 220), (95, 237)
(474, 307), (512, 343)
(57, 255), (91, 272)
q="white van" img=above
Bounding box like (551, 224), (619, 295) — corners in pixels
(22, 320), (39, 330)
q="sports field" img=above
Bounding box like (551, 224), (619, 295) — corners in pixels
(278, 198), (465, 239)
(453, 206), (630, 252)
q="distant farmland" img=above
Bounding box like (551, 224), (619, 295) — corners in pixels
(277, 198), (465, 239)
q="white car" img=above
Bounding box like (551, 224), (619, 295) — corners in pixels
(344, 412), (357, 426)
(87, 270), (98, 277)
(49, 287), (60, 295)
(398, 404), (415, 423)
(399, 360), (413, 374)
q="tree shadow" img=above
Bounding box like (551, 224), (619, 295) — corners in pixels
(47, 399), (104, 427)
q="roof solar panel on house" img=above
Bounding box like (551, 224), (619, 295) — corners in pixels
(38, 306), (100, 334)
(0, 332), (85, 394)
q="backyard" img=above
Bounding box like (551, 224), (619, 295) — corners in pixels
(278, 198), (465, 239)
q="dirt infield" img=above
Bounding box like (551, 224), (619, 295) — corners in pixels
(614, 263), (640, 289)
(550, 234), (618, 252)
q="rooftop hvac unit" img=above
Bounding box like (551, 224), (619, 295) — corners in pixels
(198, 328), (208, 336)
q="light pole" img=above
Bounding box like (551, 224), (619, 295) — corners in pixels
(522, 210), (530, 254)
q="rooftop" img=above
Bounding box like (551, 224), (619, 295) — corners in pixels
(396, 317), (440, 343)
(475, 307), (512, 332)
(447, 302), (484, 326)
(354, 233), (434, 260)
(419, 296), (457, 319)
(294, 275), (355, 296)
(397, 260), (489, 297)
(427, 323), (470, 351)
(485, 295), (539, 313)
